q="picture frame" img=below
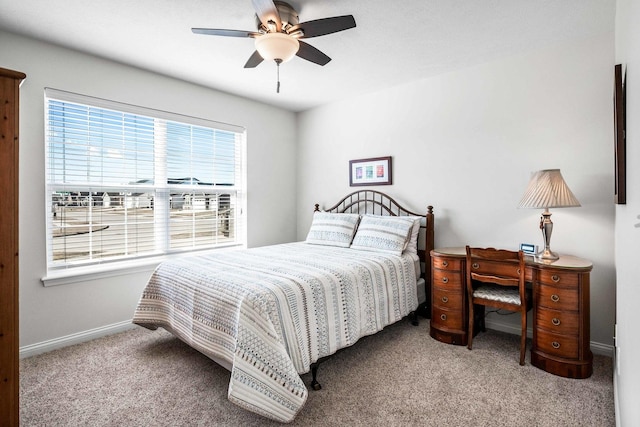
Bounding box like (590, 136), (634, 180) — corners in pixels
(614, 64), (626, 205)
(349, 156), (392, 187)
(520, 243), (538, 256)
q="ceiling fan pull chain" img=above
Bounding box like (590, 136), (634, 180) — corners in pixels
(276, 58), (282, 93)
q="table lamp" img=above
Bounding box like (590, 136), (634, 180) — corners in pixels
(518, 169), (580, 260)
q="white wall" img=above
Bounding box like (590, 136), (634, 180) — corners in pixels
(614, 1), (640, 424)
(297, 34), (615, 350)
(0, 30), (298, 350)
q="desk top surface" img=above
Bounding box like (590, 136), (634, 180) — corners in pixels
(432, 247), (593, 270)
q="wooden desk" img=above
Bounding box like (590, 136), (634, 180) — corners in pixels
(430, 247), (593, 379)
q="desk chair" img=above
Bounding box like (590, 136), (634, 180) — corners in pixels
(465, 246), (532, 365)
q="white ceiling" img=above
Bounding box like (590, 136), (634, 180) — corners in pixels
(0, 0), (614, 112)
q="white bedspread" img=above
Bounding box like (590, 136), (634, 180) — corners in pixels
(132, 242), (418, 422)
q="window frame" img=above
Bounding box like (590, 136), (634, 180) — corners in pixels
(42, 88), (247, 285)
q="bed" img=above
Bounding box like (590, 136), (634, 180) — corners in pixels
(132, 190), (434, 422)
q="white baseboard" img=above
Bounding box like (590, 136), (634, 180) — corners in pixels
(484, 319), (614, 358)
(614, 356), (620, 427)
(20, 320), (137, 359)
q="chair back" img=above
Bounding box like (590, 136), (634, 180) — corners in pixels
(465, 246), (526, 307)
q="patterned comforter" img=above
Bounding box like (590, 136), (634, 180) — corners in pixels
(132, 242), (419, 422)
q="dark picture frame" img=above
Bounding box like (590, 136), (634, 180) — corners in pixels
(349, 156), (392, 187)
(614, 64), (626, 205)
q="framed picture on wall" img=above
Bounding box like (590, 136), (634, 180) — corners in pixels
(349, 156), (392, 186)
(614, 64), (626, 205)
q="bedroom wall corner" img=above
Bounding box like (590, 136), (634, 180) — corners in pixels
(296, 32), (616, 351)
(0, 29), (298, 351)
(614, 0), (640, 425)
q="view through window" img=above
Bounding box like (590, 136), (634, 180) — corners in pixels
(45, 89), (246, 272)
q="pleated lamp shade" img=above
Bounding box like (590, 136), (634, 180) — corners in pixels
(518, 169), (580, 209)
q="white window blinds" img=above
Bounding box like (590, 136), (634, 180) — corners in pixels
(45, 88), (246, 272)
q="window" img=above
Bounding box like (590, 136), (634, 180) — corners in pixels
(44, 88), (246, 276)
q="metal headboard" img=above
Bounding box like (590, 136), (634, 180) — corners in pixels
(314, 190), (434, 291)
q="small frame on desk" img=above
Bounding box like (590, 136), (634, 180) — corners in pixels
(349, 156), (392, 187)
(520, 243), (537, 256)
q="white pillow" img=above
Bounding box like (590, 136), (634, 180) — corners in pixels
(405, 216), (422, 255)
(350, 215), (415, 256)
(305, 212), (361, 248)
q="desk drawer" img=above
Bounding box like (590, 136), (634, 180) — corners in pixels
(538, 270), (578, 287)
(469, 260), (521, 278)
(432, 287), (463, 310)
(433, 257), (462, 270)
(536, 306), (579, 335)
(535, 329), (579, 359)
(433, 269), (462, 290)
(536, 283), (579, 311)
(431, 305), (464, 330)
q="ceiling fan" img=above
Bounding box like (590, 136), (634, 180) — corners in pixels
(192, 0), (356, 92)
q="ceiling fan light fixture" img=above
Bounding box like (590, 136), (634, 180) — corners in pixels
(255, 32), (299, 62)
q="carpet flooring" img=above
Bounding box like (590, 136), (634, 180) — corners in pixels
(20, 319), (614, 426)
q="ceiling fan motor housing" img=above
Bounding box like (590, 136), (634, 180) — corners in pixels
(256, 1), (300, 33)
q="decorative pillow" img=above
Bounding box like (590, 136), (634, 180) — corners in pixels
(405, 216), (422, 255)
(305, 212), (361, 248)
(350, 215), (415, 256)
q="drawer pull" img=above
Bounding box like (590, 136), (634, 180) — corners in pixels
(550, 294), (560, 303)
(472, 262), (479, 269)
(552, 275), (560, 283)
(517, 268), (521, 275)
(442, 260), (449, 267)
(552, 318), (561, 326)
(552, 341), (561, 349)
(442, 277), (449, 284)
(441, 296), (449, 303)
(440, 314), (447, 321)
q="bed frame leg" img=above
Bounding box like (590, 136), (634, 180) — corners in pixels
(409, 311), (419, 326)
(310, 362), (322, 390)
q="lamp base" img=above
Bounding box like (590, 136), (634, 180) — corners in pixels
(537, 209), (559, 261)
(536, 247), (559, 261)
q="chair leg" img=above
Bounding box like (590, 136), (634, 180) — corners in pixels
(479, 305), (486, 332)
(519, 309), (527, 366)
(467, 300), (474, 350)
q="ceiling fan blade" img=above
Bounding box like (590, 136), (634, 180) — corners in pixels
(296, 41), (331, 66)
(192, 28), (260, 38)
(292, 15), (356, 38)
(244, 50), (265, 68)
(251, 0), (282, 32)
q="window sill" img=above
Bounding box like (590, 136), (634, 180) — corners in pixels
(42, 259), (160, 287)
(41, 245), (245, 287)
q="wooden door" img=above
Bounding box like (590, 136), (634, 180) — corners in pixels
(0, 67), (26, 427)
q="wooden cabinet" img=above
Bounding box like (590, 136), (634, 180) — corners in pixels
(430, 248), (593, 379)
(531, 266), (592, 378)
(430, 255), (468, 345)
(0, 67), (26, 426)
